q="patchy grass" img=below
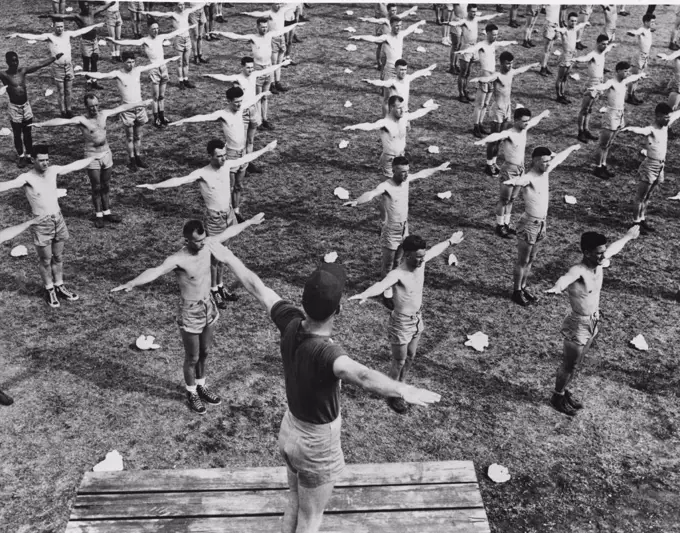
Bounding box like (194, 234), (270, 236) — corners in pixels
(1, 2), (679, 533)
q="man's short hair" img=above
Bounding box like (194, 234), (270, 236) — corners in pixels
(83, 92), (97, 105)
(386, 3), (395, 11)
(256, 17), (269, 25)
(241, 56), (254, 66)
(5, 51), (18, 63)
(643, 13), (656, 23)
(568, 12), (578, 19)
(226, 86), (244, 100)
(485, 23), (498, 33)
(499, 51), (514, 62)
(395, 58), (407, 68)
(596, 34), (609, 43)
(655, 102), (672, 115)
(183, 220), (206, 239)
(402, 235), (427, 253)
(147, 17), (159, 27)
(615, 61), (631, 71)
(389, 15), (401, 25)
(532, 146), (552, 159)
(207, 138), (225, 155)
(468, 4), (477, 11)
(32, 144), (49, 158)
(387, 95), (404, 108)
(302, 264), (347, 321)
(514, 107), (532, 120)
(581, 231), (607, 252)
(392, 156), (409, 167)
(122, 51), (135, 61)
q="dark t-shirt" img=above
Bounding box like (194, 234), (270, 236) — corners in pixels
(271, 300), (344, 425)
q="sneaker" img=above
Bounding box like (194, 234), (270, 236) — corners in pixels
(261, 120), (274, 131)
(505, 224), (517, 235)
(593, 166), (610, 180)
(54, 284), (79, 301)
(187, 392), (206, 414)
(472, 125), (483, 139)
(197, 385), (222, 405)
(90, 80), (100, 90)
(670, 42), (680, 51)
(509, 20), (521, 28)
(539, 67), (552, 77)
(64, 110), (74, 119)
(192, 56), (198, 65)
(45, 288), (60, 308)
(479, 124), (490, 135)
(564, 389), (583, 410)
(387, 396), (409, 414)
(135, 156), (149, 169)
(577, 132), (590, 144)
(550, 393), (577, 416)
(495, 224), (511, 239)
(275, 82), (289, 92)
(604, 166), (615, 178)
(218, 286), (239, 302)
(629, 95), (643, 106)
(640, 220), (655, 233)
(17, 156), (26, 168)
(458, 94), (471, 104)
(269, 84), (280, 95)
(215, 15), (225, 22)
(184, 80), (196, 89)
(94, 217), (106, 229)
(298, 15), (309, 23)
(178, 80), (186, 90)
(103, 213), (122, 223)
(556, 95), (570, 105)
(585, 130), (598, 141)
(511, 289), (529, 307)
(522, 287), (538, 302)
(127, 160), (138, 172)
(160, 116), (171, 126)
(576, 42), (587, 50)
(293, 35), (305, 43)
(247, 162), (262, 174)
(154, 117), (163, 129)
(0, 389), (14, 406)
(198, 55), (209, 64)
(211, 289), (227, 309)
(441, 37), (452, 46)
(484, 164), (499, 177)
(381, 294), (394, 310)
(619, 10), (629, 16)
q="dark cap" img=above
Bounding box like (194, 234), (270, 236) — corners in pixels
(302, 264), (347, 321)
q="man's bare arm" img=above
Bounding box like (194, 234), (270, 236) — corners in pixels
(545, 265), (584, 294)
(32, 116), (85, 128)
(527, 109), (550, 129)
(211, 31), (254, 42)
(103, 99), (153, 119)
(111, 255), (180, 292)
(348, 270), (402, 303)
(343, 182), (387, 208)
(473, 129), (512, 146)
(408, 162), (451, 182)
(25, 53), (63, 74)
(0, 175), (29, 193)
(469, 72), (500, 85)
(136, 169), (202, 190)
(404, 104), (439, 122)
(211, 213), (265, 244)
(603, 225), (640, 259)
(423, 231), (463, 262)
(241, 91), (271, 110)
(54, 157), (97, 176)
(7, 32), (51, 41)
(401, 19), (427, 37)
(350, 34), (387, 44)
(343, 118), (386, 131)
(168, 110), (225, 126)
(67, 23), (105, 38)
(547, 144), (581, 173)
(76, 70), (119, 80)
(228, 141), (277, 169)
(269, 22), (305, 39)
(361, 78), (394, 88)
(137, 55), (180, 73)
(511, 62), (541, 76)
(409, 64), (437, 81)
(0, 216), (45, 245)
(203, 73), (241, 83)
(620, 125), (653, 136)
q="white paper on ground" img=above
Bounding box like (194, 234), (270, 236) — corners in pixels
(345, 44), (357, 52)
(569, 73), (580, 81)
(515, 103), (524, 109)
(344, 27), (356, 33)
(93, 450), (123, 472)
(640, 149), (647, 157)
(465, 331), (489, 352)
(345, 10), (354, 15)
(448, 253), (458, 266)
(553, 49), (562, 56)
(98, 39), (107, 46)
(427, 145), (440, 154)
(74, 65), (83, 72)
(0, 86), (6, 96)
(668, 192), (680, 200)
(488, 464), (511, 483)
(10, 245), (28, 257)
(0, 127), (11, 136)
(45, 88), (54, 97)
(422, 99), (435, 108)
(630, 334), (648, 351)
(344, 68), (353, 74)
(564, 195), (577, 205)
(437, 191), (452, 200)
(344, 100), (352, 108)
(163, 39), (171, 46)
(334, 187), (350, 200)
(27, 40), (37, 44)
(65, 6), (73, 11)
(416, 46), (427, 53)
(324, 251), (338, 263)
(338, 140), (349, 149)
(136, 335), (160, 350)
(599, 106), (607, 113)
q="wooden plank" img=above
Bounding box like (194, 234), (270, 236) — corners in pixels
(66, 509), (491, 533)
(78, 461), (477, 493)
(70, 483), (484, 520)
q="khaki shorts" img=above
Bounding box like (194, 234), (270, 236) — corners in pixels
(582, 76), (603, 98)
(8, 101), (33, 123)
(243, 104), (262, 127)
(106, 10), (122, 29)
(491, 101), (511, 123)
(226, 147), (248, 172)
(558, 51), (574, 69)
(177, 296), (219, 334)
(543, 23), (558, 41)
(205, 207), (237, 236)
(638, 157), (665, 185)
(271, 35), (286, 55)
(120, 106), (149, 128)
(255, 63), (273, 89)
(388, 310), (424, 346)
(86, 149), (113, 170)
(517, 213), (546, 245)
(380, 220), (408, 251)
(499, 163), (524, 201)
(81, 39), (100, 58)
(561, 311), (599, 346)
(278, 409), (345, 489)
(31, 211), (69, 247)
(381, 62), (396, 81)
(174, 34), (192, 52)
(148, 64), (169, 84)
(52, 62), (74, 83)
(603, 107), (624, 131)
(636, 52), (649, 71)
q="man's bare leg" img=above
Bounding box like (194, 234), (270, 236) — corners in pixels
(293, 480), (336, 533)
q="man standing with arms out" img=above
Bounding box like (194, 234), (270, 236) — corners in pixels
(592, 61), (646, 179)
(343, 159), (450, 307)
(0, 145), (96, 308)
(212, 18), (303, 125)
(521, 5), (540, 49)
(349, 232), (462, 414)
(106, 20), (196, 128)
(359, 4), (418, 71)
(32, 95), (152, 228)
(575, 5), (593, 50)
(77, 52), (179, 171)
(8, 19), (103, 118)
(111, 213), (267, 414)
(0, 51), (63, 167)
(447, 3), (467, 75)
(575, 35), (616, 144)
(457, 25), (516, 135)
(658, 49), (680, 112)
(474, 108), (550, 238)
(343, 95), (439, 178)
(626, 13), (655, 106)
(192, 251), (440, 532)
(546, 226), (639, 416)
(602, 5), (617, 42)
(470, 55), (541, 175)
(361, 60), (436, 117)
(620, 103), (680, 234)
(188, 1), (209, 65)
(168, 87), (271, 221)
(537, 4), (561, 77)
(105, 1), (123, 62)
(554, 12), (588, 104)
(137, 139), (277, 308)
(503, 144), (581, 306)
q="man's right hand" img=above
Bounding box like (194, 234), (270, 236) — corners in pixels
(111, 284), (133, 293)
(400, 384), (441, 406)
(264, 140), (278, 152)
(136, 184), (156, 190)
(343, 200), (358, 207)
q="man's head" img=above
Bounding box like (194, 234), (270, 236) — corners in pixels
(176, 2), (185, 12)
(513, 107), (532, 130)
(32, 144), (50, 173)
(395, 58), (408, 79)
(148, 19), (160, 37)
(580, 231), (607, 266)
(226, 86), (244, 112)
(302, 264), (347, 322)
(499, 51), (514, 72)
(83, 93), (100, 117)
(402, 235), (427, 270)
(615, 61), (631, 81)
(53, 20), (65, 36)
(5, 51), (19, 71)
(392, 156), (409, 184)
(596, 34), (609, 52)
(531, 146), (553, 173)
(271, 3), (282, 12)
(122, 51), (136, 71)
(567, 12), (578, 29)
(643, 13), (656, 28)
(78, 1), (91, 15)
(388, 95), (405, 118)
(655, 102), (672, 127)
(467, 4), (478, 19)
(257, 17), (269, 35)
(386, 3), (397, 17)
(390, 16), (402, 34)
(485, 23), (498, 43)
(241, 56), (255, 75)
(182, 220), (207, 254)
(207, 138), (227, 168)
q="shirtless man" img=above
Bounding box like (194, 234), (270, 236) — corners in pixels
(343, 95), (439, 178)
(0, 51), (62, 167)
(212, 18), (303, 125)
(457, 25), (516, 135)
(626, 14), (655, 106)
(168, 87), (271, 219)
(362, 61), (436, 117)
(103, 1), (123, 61)
(77, 51), (180, 170)
(32, 94), (152, 227)
(343, 159), (451, 306)
(359, 4), (418, 71)
(470, 54), (540, 174)
(503, 144), (581, 306)
(111, 214), (266, 414)
(107, 20), (195, 127)
(8, 19), (104, 117)
(203, 56), (287, 170)
(546, 226), (640, 415)
(448, 5), (498, 103)
(575, 35), (616, 144)
(538, 4), (561, 77)
(140, 2), (204, 89)
(447, 3), (467, 74)
(0, 145), (96, 307)
(188, 1), (209, 64)
(554, 13), (589, 104)
(620, 103), (680, 233)
(349, 231), (463, 413)
(137, 139), (277, 308)
(474, 108), (550, 238)
(591, 61), (646, 179)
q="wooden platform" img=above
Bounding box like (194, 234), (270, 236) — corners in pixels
(65, 460), (490, 532)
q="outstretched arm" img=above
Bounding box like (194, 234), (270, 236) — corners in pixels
(398, 6), (418, 19)
(409, 63), (437, 81)
(211, 30), (254, 42)
(136, 168), (202, 190)
(511, 61), (541, 76)
(169, 110), (224, 126)
(343, 118), (386, 131)
(545, 264), (584, 294)
(203, 73), (241, 83)
(626, 27), (645, 37)
(408, 162), (451, 182)
(669, 109), (680, 127)
(138, 55), (181, 73)
(361, 78), (394, 88)
(457, 42), (484, 57)
(211, 213), (265, 244)
(107, 36), (145, 46)
(25, 53), (63, 74)
(603, 225), (640, 259)
(350, 34), (387, 44)
(473, 129), (511, 146)
(494, 40), (518, 47)
(254, 62), (287, 77)
(91, 1), (116, 16)
(241, 91), (270, 109)
(54, 157), (97, 176)
(574, 51), (597, 63)
(359, 17), (388, 25)
(7, 32), (51, 41)
(348, 270), (402, 304)
(241, 9), (271, 17)
(478, 13), (500, 22)
(404, 103), (439, 121)
(343, 182), (388, 208)
(623, 72), (647, 86)
(590, 79), (616, 92)
(547, 144), (581, 173)
(32, 116), (84, 128)
(111, 255), (180, 292)
(76, 70), (119, 80)
(620, 125), (653, 136)
(469, 72), (500, 85)
(423, 231), (463, 262)
(401, 19), (427, 37)
(270, 22), (305, 38)
(103, 99), (153, 119)
(527, 109), (550, 129)
(658, 50), (680, 61)
(139, 10), (176, 19)
(0, 175), (29, 193)
(228, 140), (277, 169)
(0, 216), (45, 245)
(67, 23), (105, 38)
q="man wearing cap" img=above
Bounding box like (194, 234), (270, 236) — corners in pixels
(349, 232), (463, 414)
(545, 225), (639, 415)
(201, 251), (440, 532)
(503, 144), (581, 306)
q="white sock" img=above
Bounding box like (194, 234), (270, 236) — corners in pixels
(103, 209), (111, 216)
(211, 286), (218, 292)
(496, 216), (504, 225)
(45, 284), (54, 290)
(504, 214), (512, 225)
(486, 159), (495, 166)
(217, 283), (224, 288)
(196, 378), (206, 387)
(186, 384), (197, 394)
(96, 212), (103, 218)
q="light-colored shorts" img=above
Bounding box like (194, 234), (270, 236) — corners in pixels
(379, 151), (402, 178)
(278, 409), (345, 489)
(582, 76), (603, 98)
(460, 51), (479, 63)
(205, 207), (237, 236)
(80, 38), (100, 58)
(388, 310), (424, 346)
(243, 104), (262, 127)
(52, 62), (74, 83)
(271, 35), (286, 55)
(636, 52), (649, 71)
(174, 34), (192, 53)
(603, 107), (624, 131)
(492, 101), (511, 123)
(380, 220), (408, 251)
(8, 101), (33, 123)
(226, 147), (248, 173)
(381, 62), (396, 81)
(543, 23), (558, 41)
(120, 106), (148, 128)
(176, 296), (219, 334)
(517, 213), (546, 245)
(499, 163), (524, 201)
(148, 64), (169, 84)
(561, 311), (599, 346)
(478, 81), (492, 94)
(31, 211), (69, 247)
(188, 8), (207, 26)
(85, 149), (113, 170)
(559, 51), (574, 69)
(638, 157), (665, 185)
(106, 10), (122, 29)
(255, 63), (273, 89)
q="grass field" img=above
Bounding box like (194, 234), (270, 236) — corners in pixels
(1, 2), (679, 532)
